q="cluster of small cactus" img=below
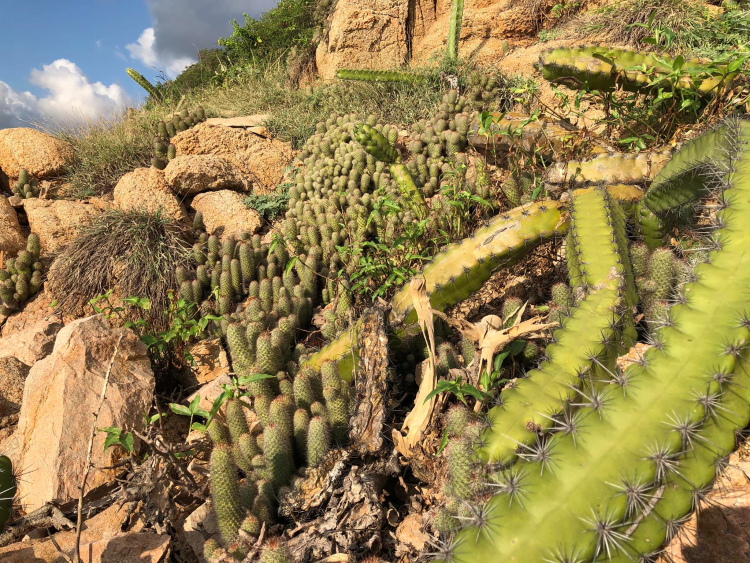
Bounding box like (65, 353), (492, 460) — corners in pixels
(630, 243), (681, 325)
(0, 455), (16, 532)
(151, 106), (206, 169)
(206, 358), (352, 556)
(0, 234), (43, 316)
(11, 169), (40, 199)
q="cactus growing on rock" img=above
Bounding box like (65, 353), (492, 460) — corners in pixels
(0, 234), (44, 316)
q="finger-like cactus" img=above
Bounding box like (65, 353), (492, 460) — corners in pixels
(479, 187), (636, 466)
(126, 68), (164, 101)
(446, 0), (465, 61)
(0, 455), (17, 532)
(336, 69), (426, 83)
(210, 445), (244, 544)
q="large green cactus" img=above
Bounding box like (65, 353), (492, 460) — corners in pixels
(442, 118), (750, 562)
(0, 455), (16, 532)
(538, 46), (734, 94)
(478, 188), (635, 466)
(126, 68), (164, 101)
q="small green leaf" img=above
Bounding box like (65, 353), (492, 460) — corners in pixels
(189, 394), (202, 413)
(169, 404), (193, 417)
(437, 431), (450, 455)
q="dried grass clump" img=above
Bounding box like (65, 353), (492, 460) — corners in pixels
(48, 209), (193, 331)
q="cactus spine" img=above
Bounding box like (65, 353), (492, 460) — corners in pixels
(0, 455), (16, 532)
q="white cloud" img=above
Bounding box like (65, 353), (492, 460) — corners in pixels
(124, 0), (279, 79)
(126, 28), (194, 79)
(0, 59), (130, 130)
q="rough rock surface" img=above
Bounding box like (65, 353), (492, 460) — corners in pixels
(15, 315), (155, 511)
(191, 190), (263, 240)
(23, 198), (102, 254)
(0, 316), (63, 366)
(0, 195), (26, 256)
(113, 167), (189, 223)
(0, 502), (170, 563)
(0, 127), (74, 179)
(0, 356), (29, 420)
(315, 0), (553, 78)
(315, 0), (409, 80)
(187, 337), (230, 384)
(171, 123), (294, 192)
(164, 154), (248, 195)
(0, 288), (60, 337)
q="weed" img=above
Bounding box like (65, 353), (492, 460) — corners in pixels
(244, 183), (290, 220)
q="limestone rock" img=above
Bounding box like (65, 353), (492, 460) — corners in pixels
(0, 195), (26, 257)
(0, 316), (63, 366)
(0, 288), (60, 338)
(191, 190), (263, 240)
(113, 167), (189, 223)
(204, 114), (271, 128)
(0, 128), (74, 179)
(188, 338), (230, 384)
(23, 198), (101, 255)
(15, 315), (154, 511)
(315, 0), (409, 81)
(187, 374), (233, 413)
(164, 154), (248, 196)
(171, 123), (294, 192)
(0, 357), (29, 420)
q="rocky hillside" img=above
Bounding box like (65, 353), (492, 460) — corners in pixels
(1, 0), (750, 561)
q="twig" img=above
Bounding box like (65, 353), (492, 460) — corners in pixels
(0, 503), (75, 547)
(73, 333), (124, 563)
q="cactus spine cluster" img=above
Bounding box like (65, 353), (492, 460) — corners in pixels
(0, 234), (43, 316)
(0, 455), (16, 532)
(12, 169), (40, 199)
(441, 118), (750, 562)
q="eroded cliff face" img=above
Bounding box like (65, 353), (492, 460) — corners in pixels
(315, 0), (555, 79)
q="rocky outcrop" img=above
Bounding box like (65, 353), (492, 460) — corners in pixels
(315, 0), (410, 80)
(164, 154), (248, 196)
(113, 167), (189, 223)
(22, 198), (102, 255)
(187, 338), (231, 384)
(0, 317), (63, 366)
(191, 190), (263, 240)
(171, 123), (294, 193)
(0, 196), (26, 257)
(0, 127), (74, 179)
(315, 0), (553, 78)
(15, 315), (155, 512)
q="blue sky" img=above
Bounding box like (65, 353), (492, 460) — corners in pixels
(0, 0), (278, 129)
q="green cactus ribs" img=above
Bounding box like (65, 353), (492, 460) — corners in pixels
(446, 0), (465, 61)
(478, 187), (635, 466)
(391, 200), (568, 329)
(126, 68), (164, 101)
(446, 119), (750, 562)
(538, 46), (734, 94)
(0, 455), (17, 532)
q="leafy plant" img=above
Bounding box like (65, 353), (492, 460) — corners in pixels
(244, 184), (291, 220)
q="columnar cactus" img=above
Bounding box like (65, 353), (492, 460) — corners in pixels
(0, 455), (16, 532)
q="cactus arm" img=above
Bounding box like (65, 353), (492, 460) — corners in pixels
(335, 69), (426, 83)
(390, 163), (429, 219)
(478, 188), (634, 466)
(301, 322), (359, 382)
(538, 46), (731, 94)
(645, 122), (732, 214)
(449, 120), (750, 562)
(446, 0), (465, 61)
(391, 200), (568, 327)
(126, 68), (164, 101)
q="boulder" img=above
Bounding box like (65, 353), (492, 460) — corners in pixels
(0, 127), (74, 179)
(0, 316), (63, 366)
(164, 154), (248, 196)
(0, 288), (60, 337)
(22, 198), (101, 255)
(188, 338), (231, 384)
(0, 356), (29, 420)
(15, 315), (154, 511)
(0, 195), (26, 257)
(113, 167), (189, 223)
(191, 190), (263, 240)
(171, 123), (294, 193)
